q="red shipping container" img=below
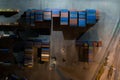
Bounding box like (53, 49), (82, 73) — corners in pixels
(61, 13), (68, 17)
(92, 41), (98, 47)
(97, 41), (102, 47)
(70, 19), (77, 24)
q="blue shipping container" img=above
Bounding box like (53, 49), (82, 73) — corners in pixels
(86, 9), (96, 13)
(61, 9), (68, 13)
(61, 17), (68, 20)
(44, 12), (51, 20)
(79, 12), (86, 19)
(70, 11), (77, 18)
(35, 10), (43, 15)
(52, 9), (59, 14)
(79, 19), (86, 27)
(41, 48), (50, 51)
(35, 15), (43, 21)
(44, 8), (51, 12)
(87, 20), (96, 24)
(87, 15), (96, 19)
(78, 12), (86, 15)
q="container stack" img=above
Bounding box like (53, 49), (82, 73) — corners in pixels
(35, 10), (43, 22)
(86, 9), (96, 24)
(24, 40), (34, 68)
(41, 46), (50, 62)
(60, 9), (68, 25)
(96, 10), (99, 20)
(36, 35), (50, 62)
(34, 39), (42, 48)
(92, 41), (98, 47)
(24, 48), (34, 68)
(26, 9), (31, 25)
(30, 9), (35, 26)
(92, 41), (99, 55)
(78, 11), (86, 27)
(69, 10), (77, 26)
(41, 36), (50, 62)
(41, 42), (50, 48)
(97, 41), (102, 47)
(88, 41), (93, 62)
(43, 8), (51, 20)
(0, 48), (9, 54)
(0, 48), (14, 65)
(52, 9), (60, 17)
(25, 39), (34, 48)
(82, 41), (89, 62)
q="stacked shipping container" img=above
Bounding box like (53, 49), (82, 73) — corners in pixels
(88, 41), (93, 62)
(26, 9), (31, 25)
(69, 10), (77, 26)
(76, 40), (102, 62)
(40, 35), (50, 62)
(86, 9), (96, 24)
(60, 9), (68, 25)
(33, 35), (50, 62)
(0, 48), (13, 66)
(52, 9), (60, 17)
(21, 8), (99, 27)
(78, 11), (86, 27)
(41, 46), (50, 62)
(24, 40), (34, 67)
(96, 10), (99, 20)
(35, 10), (43, 22)
(43, 8), (51, 20)
(24, 48), (34, 68)
(34, 39), (42, 48)
(30, 9), (35, 26)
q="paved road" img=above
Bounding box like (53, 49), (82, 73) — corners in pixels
(99, 19), (120, 80)
(113, 40), (120, 80)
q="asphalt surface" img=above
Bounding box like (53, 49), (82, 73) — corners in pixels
(99, 19), (120, 80)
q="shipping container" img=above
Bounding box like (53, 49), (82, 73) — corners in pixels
(69, 10), (77, 26)
(78, 11), (86, 19)
(97, 41), (102, 47)
(52, 9), (60, 17)
(30, 10), (36, 26)
(86, 9), (96, 24)
(60, 9), (68, 25)
(96, 10), (99, 20)
(78, 19), (86, 27)
(33, 39), (42, 48)
(88, 46), (93, 62)
(24, 48), (34, 68)
(44, 8), (51, 20)
(41, 53), (49, 62)
(35, 10), (43, 21)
